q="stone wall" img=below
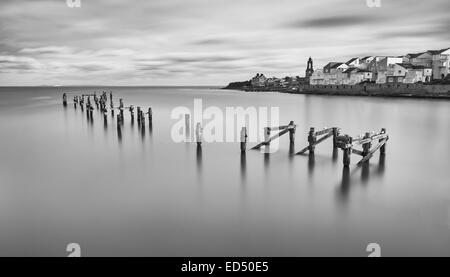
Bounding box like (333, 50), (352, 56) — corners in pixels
(298, 83), (450, 97)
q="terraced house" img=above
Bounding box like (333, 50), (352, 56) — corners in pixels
(309, 46), (449, 86)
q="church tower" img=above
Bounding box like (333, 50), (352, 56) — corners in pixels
(305, 57), (314, 80)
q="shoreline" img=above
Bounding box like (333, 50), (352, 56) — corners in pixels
(222, 84), (450, 100)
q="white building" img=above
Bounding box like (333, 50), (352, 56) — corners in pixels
(393, 63), (432, 83)
(428, 48), (450, 80)
(310, 69), (325, 85)
(404, 52), (433, 68)
(375, 57), (404, 83)
(360, 56), (375, 70)
(345, 57), (361, 68)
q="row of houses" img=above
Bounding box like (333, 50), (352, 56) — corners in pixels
(251, 73), (306, 88)
(310, 47), (450, 85)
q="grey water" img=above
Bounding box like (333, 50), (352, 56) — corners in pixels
(0, 86), (449, 257)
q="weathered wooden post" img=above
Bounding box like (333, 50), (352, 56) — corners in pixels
(240, 127), (248, 153)
(137, 107), (141, 124)
(362, 132), (371, 158)
(73, 96), (77, 109)
(264, 127), (271, 146)
(117, 114), (122, 130)
(140, 110), (146, 139)
(185, 114), (191, 141)
(147, 108), (153, 124)
(94, 94), (99, 110)
(103, 112), (107, 125)
(288, 121), (296, 144)
(130, 106), (134, 123)
(119, 99), (124, 123)
(333, 127), (340, 148)
(80, 98), (84, 111)
(117, 114), (122, 141)
(308, 127), (317, 154)
(62, 93), (67, 107)
(196, 123), (203, 146)
(140, 110), (145, 127)
(86, 103), (90, 119)
(343, 135), (353, 167)
(87, 96), (91, 110)
(380, 128), (386, 155)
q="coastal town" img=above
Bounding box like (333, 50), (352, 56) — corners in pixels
(225, 47), (450, 98)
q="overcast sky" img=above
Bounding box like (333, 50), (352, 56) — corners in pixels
(0, 0), (448, 86)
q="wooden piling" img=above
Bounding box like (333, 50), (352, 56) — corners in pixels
(117, 114), (121, 130)
(137, 107), (141, 123)
(148, 108), (153, 124)
(288, 121), (296, 144)
(240, 127), (248, 153)
(333, 127), (340, 148)
(264, 127), (271, 146)
(380, 128), (386, 154)
(196, 123), (203, 146)
(62, 93), (67, 106)
(119, 100), (124, 123)
(362, 132), (371, 157)
(308, 127), (316, 153)
(343, 136), (353, 167)
(140, 111), (145, 126)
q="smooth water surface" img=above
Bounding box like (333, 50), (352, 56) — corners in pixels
(0, 87), (449, 256)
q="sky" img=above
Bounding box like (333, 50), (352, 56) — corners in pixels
(0, 0), (449, 86)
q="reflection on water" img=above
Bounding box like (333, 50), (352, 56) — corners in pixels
(337, 152), (388, 204)
(240, 153), (246, 184)
(149, 121), (153, 136)
(332, 148), (338, 163)
(0, 87), (449, 257)
(141, 123), (146, 141)
(378, 153), (386, 175)
(361, 163), (370, 184)
(308, 152), (315, 176)
(196, 145), (202, 170)
(339, 167), (351, 201)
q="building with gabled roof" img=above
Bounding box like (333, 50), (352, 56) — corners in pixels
(345, 57), (360, 68)
(428, 47), (450, 80)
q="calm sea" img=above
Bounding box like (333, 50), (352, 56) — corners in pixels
(0, 86), (449, 256)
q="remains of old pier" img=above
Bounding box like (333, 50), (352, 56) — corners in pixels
(63, 93), (389, 168)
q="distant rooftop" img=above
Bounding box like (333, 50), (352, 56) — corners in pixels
(345, 58), (359, 65)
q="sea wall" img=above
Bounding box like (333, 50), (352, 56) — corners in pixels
(229, 83), (450, 99)
(296, 83), (450, 98)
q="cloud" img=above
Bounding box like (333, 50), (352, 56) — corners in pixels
(190, 38), (231, 46)
(0, 55), (41, 72)
(0, 0), (449, 85)
(287, 15), (379, 29)
(19, 46), (73, 55)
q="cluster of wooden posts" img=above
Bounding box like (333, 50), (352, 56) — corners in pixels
(247, 123), (388, 167)
(64, 93), (388, 167)
(63, 92), (153, 138)
(180, 112), (388, 168)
